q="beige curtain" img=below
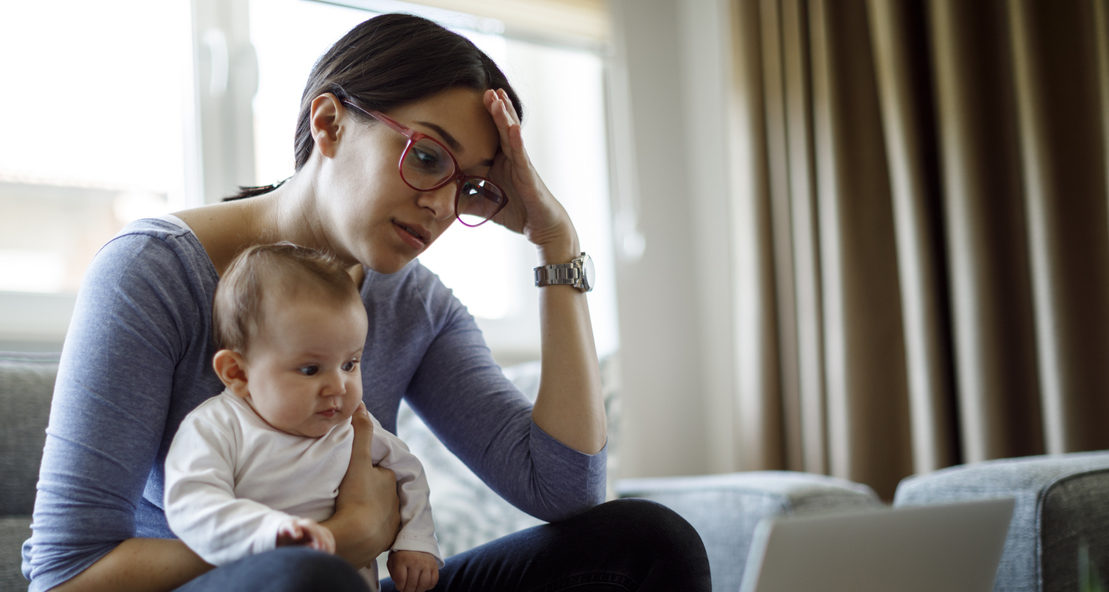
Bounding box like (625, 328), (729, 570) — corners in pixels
(728, 0), (1109, 498)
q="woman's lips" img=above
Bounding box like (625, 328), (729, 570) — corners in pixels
(393, 220), (429, 250)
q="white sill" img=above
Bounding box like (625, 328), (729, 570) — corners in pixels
(0, 291), (75, 351)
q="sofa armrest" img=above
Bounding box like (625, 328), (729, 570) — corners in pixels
(0, 352), (58, 516)
(617, 471), (881, 592)
(894, 451), (1109, 592)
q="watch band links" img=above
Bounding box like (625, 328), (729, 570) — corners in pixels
(534, 263), (584, 287)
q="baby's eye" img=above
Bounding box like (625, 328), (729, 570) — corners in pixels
(341, 360), (359, 372)
(298, 365), (320, 376)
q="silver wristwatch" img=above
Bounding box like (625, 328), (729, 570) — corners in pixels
(534, 252), (595, 293)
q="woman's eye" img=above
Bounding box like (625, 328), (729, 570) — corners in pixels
(407, 139), (450, 175)
(413, 147), (436, 165)
(411, 147), (440, 170)
(298, 365), (320, 376)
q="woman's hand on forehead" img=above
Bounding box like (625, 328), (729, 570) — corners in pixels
(482, 89), (578, 259)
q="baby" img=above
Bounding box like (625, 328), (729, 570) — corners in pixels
(164, 242), (441, 592)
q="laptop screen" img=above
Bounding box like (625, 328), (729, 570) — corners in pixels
(739, 498), (1015, 592)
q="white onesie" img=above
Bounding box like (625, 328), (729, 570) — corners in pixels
(164, 390), (442, 590)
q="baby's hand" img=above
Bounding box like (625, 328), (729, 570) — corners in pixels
(276, 517), (336, 554)
(387, 550), (440, 592)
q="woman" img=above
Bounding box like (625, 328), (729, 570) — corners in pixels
(22, 13), (710, 592)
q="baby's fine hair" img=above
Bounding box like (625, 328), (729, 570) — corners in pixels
(212, 242), (359, 353)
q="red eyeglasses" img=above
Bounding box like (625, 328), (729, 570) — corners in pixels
(342, 100), (508, 227)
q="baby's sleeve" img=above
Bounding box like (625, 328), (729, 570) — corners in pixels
(369, 415), (443, 566)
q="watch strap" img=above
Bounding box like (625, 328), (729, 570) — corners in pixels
(534, 252), (588, 291)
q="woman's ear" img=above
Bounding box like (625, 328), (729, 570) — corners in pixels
(309, 93), (343, 158)
(213, 349), (250, 398)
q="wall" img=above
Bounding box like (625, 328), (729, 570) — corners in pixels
(607, 0), (742, 478)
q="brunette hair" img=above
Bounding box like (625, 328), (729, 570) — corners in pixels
(230, 13), (522, 200)
(212, 243), (360, 354)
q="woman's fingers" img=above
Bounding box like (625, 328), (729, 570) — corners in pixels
(486, 89), (525, 161)
(482, 88), (576, 250)
(348, 403), (374, 458)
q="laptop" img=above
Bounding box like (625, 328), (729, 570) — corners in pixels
(738, 498), (1015, 592)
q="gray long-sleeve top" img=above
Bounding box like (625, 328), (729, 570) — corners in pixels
(22, 216), (606, 591)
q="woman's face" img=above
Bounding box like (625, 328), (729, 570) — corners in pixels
(320, 87), (500, 274)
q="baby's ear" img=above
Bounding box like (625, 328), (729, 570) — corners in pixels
(212, 349), (250, 397)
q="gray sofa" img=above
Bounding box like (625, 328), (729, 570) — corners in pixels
(620, 453), (1109, 592)
(1, 353), (55, 592)
(617, 471), (883, 590)
(0, 353), (579, 589)
(4, 352), (1108, 591)
(895, 451), (1109, 592)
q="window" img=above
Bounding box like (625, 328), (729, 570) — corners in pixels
(0, 0), (194, 346)
(2, 0), (617, 363)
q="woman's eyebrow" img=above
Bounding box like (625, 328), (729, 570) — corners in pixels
(415, 120), (496, 167)
(416, 121), (462, 151)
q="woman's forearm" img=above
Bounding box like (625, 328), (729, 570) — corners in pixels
(49, 538), (211, 592)
(481, 88), (605, 454)
(530, 235), (607, 455)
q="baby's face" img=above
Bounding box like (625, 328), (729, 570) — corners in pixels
(240, 296), (368, 438)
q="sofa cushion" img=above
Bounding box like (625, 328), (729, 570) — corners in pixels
(0, 352), (58, 516)
(618, 471), (883, 592)
(894, 451), (1109, 592)
(396, 357), (621, 557)
(0, 516), (31, 591)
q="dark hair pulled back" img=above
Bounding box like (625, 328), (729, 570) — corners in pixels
(230, 13), (523, 200)
(296, 13), (524, 170)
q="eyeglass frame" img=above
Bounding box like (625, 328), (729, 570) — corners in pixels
(339, 99), (508, 227)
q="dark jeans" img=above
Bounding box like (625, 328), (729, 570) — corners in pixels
(178, 498), (711, 592)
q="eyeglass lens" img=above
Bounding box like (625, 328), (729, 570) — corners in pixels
(401, 138), (454, 188)
(401, 138), (506, 226)
(457, 179), (506, 227)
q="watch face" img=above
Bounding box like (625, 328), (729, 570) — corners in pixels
(580, 253), (595, 292)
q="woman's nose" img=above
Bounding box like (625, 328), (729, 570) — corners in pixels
(416, 183), (457, 222)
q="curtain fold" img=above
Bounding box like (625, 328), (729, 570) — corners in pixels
(868, 0), (956, 475)
(728, 0), (1109, 498)
(1008, 0), (1109, 453)
(928, 0), (1043, 464)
